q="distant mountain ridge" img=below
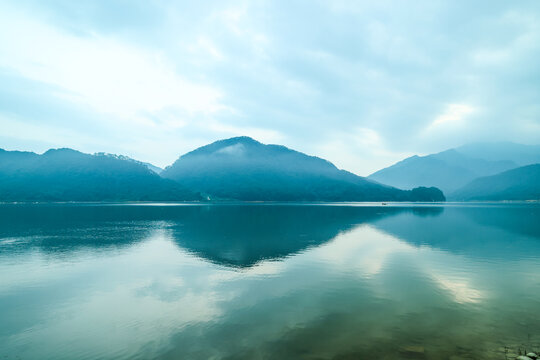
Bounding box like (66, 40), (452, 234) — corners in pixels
(451, 164), (540, 201)
(161, 137), (444, 202)
(4, 139), (539, 202)
(0, 148), (199, 201)
(368, 142), (539, 194)
(95, 152), (163, 174)
(455, 142), (540, 166)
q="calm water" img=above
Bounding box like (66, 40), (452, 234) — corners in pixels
(1, 203), (539, 360)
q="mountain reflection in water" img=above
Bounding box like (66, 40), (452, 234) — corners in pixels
(0, 203), (539, 360)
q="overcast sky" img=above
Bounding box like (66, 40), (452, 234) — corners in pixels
(1, 0), (539, 175)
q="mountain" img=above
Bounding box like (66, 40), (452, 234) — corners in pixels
(161, 136), (445, 202)
(0, 148), (199, 201)
(139, 162), (163, 174)
(450, 164), (540, 201)
(0, 203), (409, 267)
(368, 145), (527, 193)
(94, 152), (163, 174)
(455, 142), (540, 166)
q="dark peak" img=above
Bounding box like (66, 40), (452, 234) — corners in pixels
(221, 136), (260, 144)
(209, 136), (261, 146)
(42, 148), (86, 159)
(43, 148), (82, 155)
(95, 152), (131, 160)
(0, 148), (39, 155)
(180, 136), (263, 158)
(209, 136), (262, 149)
(183, 136), (323, 160)
(163, 136), (342, 175)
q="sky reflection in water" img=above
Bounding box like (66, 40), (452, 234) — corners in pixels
(0, 203), (539, 360)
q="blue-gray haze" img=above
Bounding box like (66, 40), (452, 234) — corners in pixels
(1, 0), (540, 175)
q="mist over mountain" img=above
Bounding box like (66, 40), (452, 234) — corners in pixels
(451, 164), (540, 201)
(161, 137), (445, 202)
(368, 142), (540, 193)
(4, 138), (540, 202)
(94, 152), (163, 174)
(0, 148), (199, 201)
(455, 142), (540, 166)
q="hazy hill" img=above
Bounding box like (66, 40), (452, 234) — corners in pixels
(95, 152), (163, 174)
(455, 142), (540, 166)
(0, 148), (199, 201)
(367, 144), (532, 193)
(161, 136), (445, 202)
(450, 164), (540, 201)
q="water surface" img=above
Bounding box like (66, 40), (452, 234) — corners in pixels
(1, 203), (539, 359)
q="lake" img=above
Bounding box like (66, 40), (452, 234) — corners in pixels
(1, 203), (539, 359)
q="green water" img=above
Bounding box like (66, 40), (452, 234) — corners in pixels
(0, 203), (539, 359)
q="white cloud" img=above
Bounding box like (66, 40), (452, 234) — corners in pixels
(430, 274), (483, 304)
(205, 121), (284, 144)
(216, 143), (245, 156)
(315, 127), (414, 176)
(309, 225), (414, 277)
(0, 1), (539, 172)
(425, 103), (476, 134)
(188, 36), (225, 61)
(0, 8), (224, 121)
(0, 115), (105, 150)
(472, 11), (540, 67)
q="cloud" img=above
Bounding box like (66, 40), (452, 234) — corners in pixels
(189, 36), (225, 61)
(205, 122), (285, 144)
(430, 274), (483, 304)
(425, 103), (477, 134)
(216, 143), (245, 156)
(315, 127), (414, 176)
(0, 6), (224, 120)
(0, 0), (539, 172)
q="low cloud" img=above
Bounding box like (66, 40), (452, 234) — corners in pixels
(0, 6), (224, 120)
(0, 0), (539, 172)
(425, 103), (476, 134)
